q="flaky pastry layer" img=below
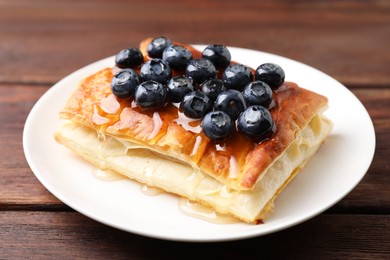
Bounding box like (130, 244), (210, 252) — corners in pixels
(55, 112), (332, 223)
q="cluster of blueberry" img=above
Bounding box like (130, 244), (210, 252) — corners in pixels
(110, 37), (285, 141)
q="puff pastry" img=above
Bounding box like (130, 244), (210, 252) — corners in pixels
(55, 38), (332, 223)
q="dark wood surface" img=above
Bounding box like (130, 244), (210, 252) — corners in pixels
(1, 0), (389, 258)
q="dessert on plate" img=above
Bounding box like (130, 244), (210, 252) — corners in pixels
(55, 37), (332, 223)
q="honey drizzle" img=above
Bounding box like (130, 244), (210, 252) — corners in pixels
(100, 94), (120, 114)
(178, 198), (240, 224)
(92, 129), (126, 181)
(229, 156), (238, 179)
(141, 184), (165, 196)
(93, 168), (125, 181)
(92, 105), (110, 125)
(174, 111), (202, 134)
(190, 136), (203, 156)
(147, 112), (163, 140)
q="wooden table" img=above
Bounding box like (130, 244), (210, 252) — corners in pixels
(1, 0), (389, 258)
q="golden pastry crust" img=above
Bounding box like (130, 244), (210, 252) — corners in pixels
(60, 66), (327, 191)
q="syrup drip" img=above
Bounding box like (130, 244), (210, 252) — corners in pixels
(215, 143), (227, 152)
(93, 168), (125, 181)
(190, 136), (203, 156)
(100, 94), (120, 114)
(93, 130), (125, 181)
(96, 130), (107, 163)
(171, 102), (180, 109)
(92, 106), (110, 125)
(111, 66), (121, 75)
(141, 184), (165, 196)
(97, 130), (106, 142)
(229, 156), (238, 179)
(184, 170), (204, 196)
(147, 112), (163, 140)
(178, 198), (240, 224)
(174, 111), (202, 134)
(143, 166), (154, 182)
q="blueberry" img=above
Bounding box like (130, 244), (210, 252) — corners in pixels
(255, 63), (285, 89)
(214, 89), (247, 120)
(162, 45), (193, 70)
(243, 81), (273, 108)
(115, 48), (144, 69)
(134, 80), (167, 109)
(202, 111), (233, 141)
(222, 64), (253, 90)
(111, 69), (140, 99)
(140, 59), (172, 84)
(185, 58), (216, 85)
(200, 79), (226, 100)
(167, 76), (194, 103)
(237, 105), (275, 140)
(147, 37), (173, 58)
(180, 91), (213, 119)
(202, 45), (231, 68)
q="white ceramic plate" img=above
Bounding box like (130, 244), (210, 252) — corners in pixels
(23, 46), (375, 242)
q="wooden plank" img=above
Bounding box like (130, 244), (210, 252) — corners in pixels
(0, 85), (389, 211)
(332, 88), (390, 213)
(0, 0), (389, 86)
(0, 85), (62, 206)
(0, 211), (388, 259)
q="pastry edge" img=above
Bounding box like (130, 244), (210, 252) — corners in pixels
(54, 113), (332, 224)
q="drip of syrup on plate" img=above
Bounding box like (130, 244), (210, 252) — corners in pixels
(178, 197), (240, 224)
(141, 184), (165, 196)
(93, 168), (125, 181)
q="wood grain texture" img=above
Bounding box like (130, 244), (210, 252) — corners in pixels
(0, 0), (389, 86)
(0, 0), (389, 258)
(0, 212), (388, 259)
(333, 88), (390, 214)
(0, 85), (62, 207)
